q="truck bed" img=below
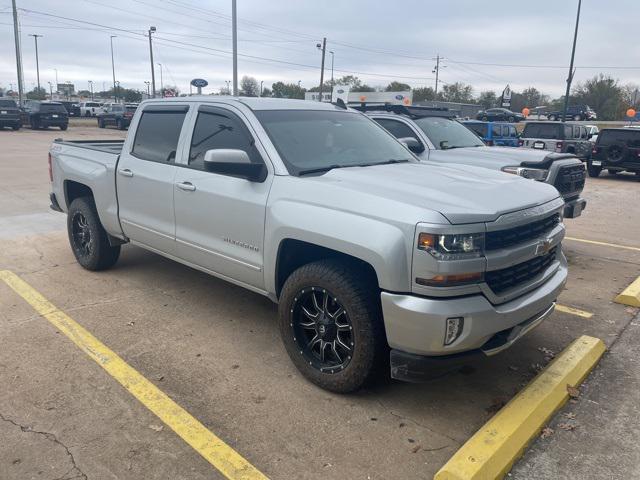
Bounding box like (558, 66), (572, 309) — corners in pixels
(54, 139), (125, 155)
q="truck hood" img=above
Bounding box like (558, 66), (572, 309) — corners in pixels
(305, 161), (560, 224)
(428, 146), (577, 169)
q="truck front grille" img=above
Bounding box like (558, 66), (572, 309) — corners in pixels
(486, 247), (558, 295)
(485, 214), (560, 250)
(554, 164), (585, 196)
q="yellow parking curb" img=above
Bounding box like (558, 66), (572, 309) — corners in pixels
(614, 276), (640, 307)
(434, 335), (606, 480)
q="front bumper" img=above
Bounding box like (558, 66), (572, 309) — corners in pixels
(563, 197), (586, 218)
(382, 253), (567, 379)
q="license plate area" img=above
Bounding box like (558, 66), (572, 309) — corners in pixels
(591, 160), (602, 166)
(533, 141), (546, 149)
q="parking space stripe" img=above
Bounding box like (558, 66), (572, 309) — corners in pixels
(555, 304), (593, 318)
(0, 270), (269, 480)
(434, 335), (605, 480)
(565, 236), (640, 252)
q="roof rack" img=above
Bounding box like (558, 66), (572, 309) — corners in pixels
(350, 102), (457, 119)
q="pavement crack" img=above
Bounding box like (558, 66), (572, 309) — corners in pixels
(0, 412), (87, 480)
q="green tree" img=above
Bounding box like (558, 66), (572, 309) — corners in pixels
(124, 89), (143, 102)
(478, 90), (498, 109)
(26, 87), (47, 100)
(412, 86), (436, 102)
(240, 76), (259, 97)
(261, 87), (272, 97)
(439, 82), (474, 103)
(271, 81), (306, 99)
(571, 74), (624, 120)
(385, 81), (411, 91)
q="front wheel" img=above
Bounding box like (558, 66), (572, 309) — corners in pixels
(278, 260), (385, 393)
(60, 124), (68, 131)
(587, 162), (602, 178)
(98, 118), (105, 128)
(117, 119), (125, 130)
(548, 114), (557, 121)
(67, 197), (120, 271)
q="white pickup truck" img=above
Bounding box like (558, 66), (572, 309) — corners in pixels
(49, 97), (568, 392)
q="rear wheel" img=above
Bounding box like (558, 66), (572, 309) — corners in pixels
(278, 260), (385, 393)
(67, 197), (120, 271)
(548, 114), (557, 121)
(117, 118), (125, 130)
(573, 114), (582, 121)
(30, 118), (39, 129)
(12, 123), (20, 131)
(587, 161), (602, 178)
(60, 124), (68, 131)
(98, 118), (105, 128)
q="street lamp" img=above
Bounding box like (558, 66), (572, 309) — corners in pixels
(157, 62), (163, 97)
(110, 35), (117, 102)
(225, 80), (231, 95)
(53, 68), (58, 93)
(148, 26), (157, 98)
(144, 81), (150, 98)
(260, 80), (263, 97)
(88, 80), (94, 100)
(47, 81), (52, 98)
(329, 50), (335, 101)
(28, 34), (43, 93)
(115, 80), (120, 102)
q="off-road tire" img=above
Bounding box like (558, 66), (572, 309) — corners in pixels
(98, 118), (105, 128)
(67, 197), (120, 271)
(60, 124), (68, 131)
(278, 259), (386, 393)
(587, 161), (602, 178)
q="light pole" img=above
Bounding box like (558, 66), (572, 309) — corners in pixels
(232, 0), (238, 96)
(260, 80), (263, 97)
(110, 35), (117, 102)
(115, 81), (120, 102)
(562, 0), (582, 123)
(157, 63), (163, 96)
(144, 81), (150, 98)
(88, 80), (94, 100)
(11, 0), (25, 106)
(148, 26), (157, 98)
(47, 81), (52, 98)
(28, 34), (43, 93)
(297, 80), (301, 87)
(225, 80), (231, 95)
(316, 38), (327, 102)
(54, 68), (58, 94)
(329, 50), (334, 101)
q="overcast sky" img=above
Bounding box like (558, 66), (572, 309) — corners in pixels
(1, 0), (638, 97)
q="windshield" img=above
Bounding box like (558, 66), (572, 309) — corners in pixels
(40, 104), (66, 113)
(254, 110), (413, 175)
(413, 117), (485, 149)
(0, 100), (17, 108)
(522, 123), (561, 139)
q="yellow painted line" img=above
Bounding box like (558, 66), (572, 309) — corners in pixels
(555, 304), (593, 319)
(0, 270), (268, 480)
(565, 236), (640, 253)
(434, 335), (605, 480)
(614, 276), (640, 307)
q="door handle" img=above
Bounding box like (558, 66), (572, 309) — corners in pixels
(176, 181), (196, 192)
(118, 168), (134, 177)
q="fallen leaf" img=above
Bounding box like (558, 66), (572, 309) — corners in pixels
(557, 422), (577, 431)
(149, 424), (164, 432)
(566, 385), (580, 398)
(411, 445), (421, 453)
(538, 347), (555, 358)
(126, 321), (135, 327)
(563, 412), (576, 419)
(540, 427), (554, 439)
(486, 397), (507, 415)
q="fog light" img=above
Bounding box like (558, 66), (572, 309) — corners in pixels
(444, 317), (464, 346)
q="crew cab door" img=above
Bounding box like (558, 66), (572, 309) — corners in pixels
(371, 117), (429, 160)
(116, 104), (190, 254)
(173, 104), (271, 290)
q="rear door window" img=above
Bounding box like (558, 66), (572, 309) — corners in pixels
(464, 123), (487, 137)
(522, 123), (561, 139)
(491, 124), (502, 137)
(131, 107), (188, 163)
(374, 118), (421, 143)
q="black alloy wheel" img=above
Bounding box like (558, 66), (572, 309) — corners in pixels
(71, 211), (93, 259)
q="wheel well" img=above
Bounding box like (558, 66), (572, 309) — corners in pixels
(64, 180), (94, 208)
(566, 146), (576, 153)
(275, 239), (379, 298)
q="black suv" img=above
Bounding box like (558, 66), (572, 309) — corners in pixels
(476, 107), (525, 122)
(59, 101), (81, 117)
(520, 122), (593, 160)
(587, 128), (640, 177)
(97, 103), (138, 130)
(547, 105), (597, 121)
(0, 98), (21, 130)
(22, 101), (69, 130)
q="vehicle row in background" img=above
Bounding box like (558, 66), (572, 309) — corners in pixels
(547, 105), (597, 122)
(476, 107), (525, 123)
(97, 103), (139, 130)
(588, 128), (640, 177)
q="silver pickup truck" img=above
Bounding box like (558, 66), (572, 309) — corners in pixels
(49, 97), (567, 392)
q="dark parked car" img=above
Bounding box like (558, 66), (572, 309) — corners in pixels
(22, 101), (69, 130)
(59, 101), (81, 117)
(0, 98), (22, 130)
(461, 120), (519, 147)
(476, 107), (525, 122)
(547, 105), (597, 121)
(520, 121), (592, 160)
(97, 103), (138, 130)
(587, 128), (640, 177)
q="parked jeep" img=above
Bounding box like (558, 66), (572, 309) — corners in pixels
(587, 128), (640, 177)
(520, 121), (592, 160)
(461, 120), (520, 147)
(0, 98), (22, 130)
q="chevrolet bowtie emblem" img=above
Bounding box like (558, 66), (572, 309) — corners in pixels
(535, 239), (553, 256)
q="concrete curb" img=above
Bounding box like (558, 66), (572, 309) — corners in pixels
(433, 335), (606, 480)
(614, 276), (640, 307)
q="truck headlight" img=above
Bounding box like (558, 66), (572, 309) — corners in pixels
(501, 166), (549, 181)
(418, 232), (484, 259)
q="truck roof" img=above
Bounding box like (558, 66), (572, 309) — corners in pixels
(139, 96), (347, 111)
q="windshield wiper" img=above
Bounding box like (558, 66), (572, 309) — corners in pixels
(298, 164), (344, 176)
(356, 158), (411, 167)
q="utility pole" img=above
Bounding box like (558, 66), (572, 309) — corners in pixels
(432, 54), (444, 96)
(157, 63), (163, 96)
(11, 0), (24, 105)
(259, 80), (263, 97)
(54, 68), (58, 93)
(232, 0), (238, 96)
(47, 81), (52, 98)
(29, 34), (43, 93)
(329, 50), (335, 101)
(144, 81), (150, 98)
(148, 27), (157, 98)
(317, 37), (326, 102)
(110, 35), (117, 102)
(562, 0), (582, 123)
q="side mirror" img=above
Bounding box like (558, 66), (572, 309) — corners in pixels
(203, 149), (267, 182)
(398, 137), (424, 153)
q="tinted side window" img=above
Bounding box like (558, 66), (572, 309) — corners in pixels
(375, 118), (420, 142)
(132, 110), (187, 163)
(188, 108), (262, 170)
(564, 126), (573, 139)
(491, 124), (502, 136)
(465, 123), (487, 137)
(509, 126), (517, 137)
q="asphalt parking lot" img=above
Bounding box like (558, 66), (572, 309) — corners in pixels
(1, 121), (639, 479)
